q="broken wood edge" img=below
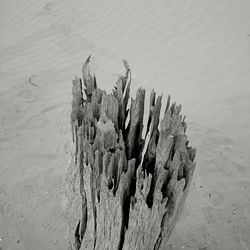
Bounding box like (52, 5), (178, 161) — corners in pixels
(65, 56), (197, 250)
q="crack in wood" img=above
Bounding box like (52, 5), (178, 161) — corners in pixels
(66, 56), (197, 250)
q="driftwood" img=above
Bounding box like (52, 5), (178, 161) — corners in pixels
(65, 56), (196, 250)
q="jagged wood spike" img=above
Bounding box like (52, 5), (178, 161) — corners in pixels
(65, 57), (197, 250)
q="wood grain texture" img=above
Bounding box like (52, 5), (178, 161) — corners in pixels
(66, 56), (196, 250)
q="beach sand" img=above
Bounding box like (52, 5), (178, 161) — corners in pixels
(0, 0), (250, 249)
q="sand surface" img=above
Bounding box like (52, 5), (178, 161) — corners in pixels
(0, 0), (250, 249)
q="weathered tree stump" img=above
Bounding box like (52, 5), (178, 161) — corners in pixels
(64, 56), (196, 250)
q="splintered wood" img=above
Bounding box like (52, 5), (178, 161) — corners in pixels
(66, 56), (196, 250)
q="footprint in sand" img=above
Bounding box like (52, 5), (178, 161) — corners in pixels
(0, 188), (23, 220)
(12, 183), (48, 210)
(40, 205), (65, 233)
(11, 179), (65, 234)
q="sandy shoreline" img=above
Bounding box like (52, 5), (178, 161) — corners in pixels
(1, 0), (250, 249)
